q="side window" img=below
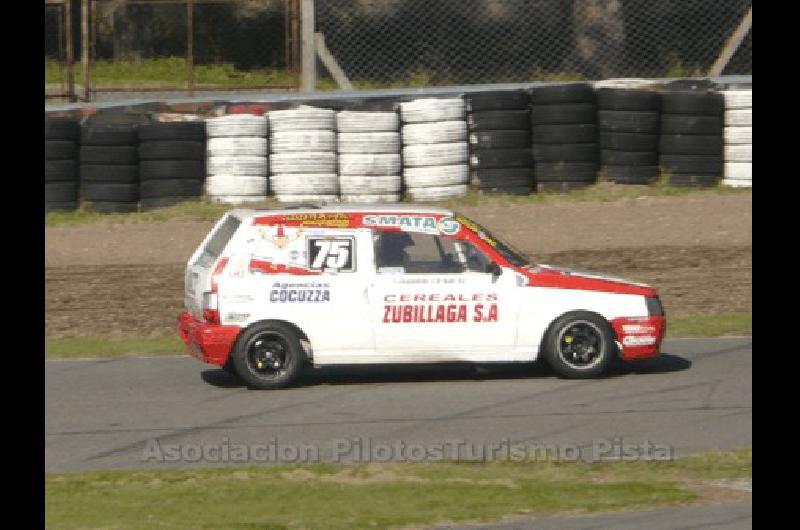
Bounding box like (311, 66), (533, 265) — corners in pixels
(373, 231), (492, 274)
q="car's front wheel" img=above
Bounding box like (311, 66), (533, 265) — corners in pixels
(542, 311), (617, 379)
(231, 322), (303, 389)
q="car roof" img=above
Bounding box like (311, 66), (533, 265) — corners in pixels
(231, 203), (455, 220)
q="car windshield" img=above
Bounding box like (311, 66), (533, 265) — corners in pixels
(454, 213), (531, 267)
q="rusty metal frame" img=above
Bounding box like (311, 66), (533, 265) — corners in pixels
(86, 0), (299, 101)
(45, 0), (77, 101)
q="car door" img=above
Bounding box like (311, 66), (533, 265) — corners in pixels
(367, 228), (522, 363)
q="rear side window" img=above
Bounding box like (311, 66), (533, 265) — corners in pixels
(195, 216), (241, 267)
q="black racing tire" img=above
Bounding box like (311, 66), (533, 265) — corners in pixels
(468, 130), (530, 149)
(530, 83), (594, 105)
(80, 182), (139, 202)
(659, 135), (723, 155)
(139, 140), (205, 160)
(475, 185), (534, 195)
(80, 146), (138, 165)
(80, 164), (138, 183)
(598, 110), (659, 133)
(465, 90), (530, 112)
(138, 121), (205, 142)
(471, 168), (534, 188)
(596, 88), (661, 111)
(599, 132), (658, 151)
(45, 182), (78, 203)
(45, 201), (78, 213)
(469, 148), (531, 169)
(86, 201), (140, 214)
(45, 140), (77, 160)
(668, 173), (721, 187)
(602, 165), (659, 183)
(140, 178), (203, 199)
(45, 118), (79, 140)
(532, 124), (597, 144)
(535, 162), (598, 181)
(81, 125), (138, 146)
(139, 160), (205, 180)
(531, 103), (596, 125)
(661, 92), (723, 116)
(659, 155), (722, 174)
(45, 160), (77, 182)
(532, 143), (598, 163)
(542, 311), (617, 378)
(230, 321), (303, 390)
(467, 110), (529, 131)
(139, 196), (199, 211)
(537, 181), (594, 193)
(660, 115), (723, 135)
(600, 150), (658, 165)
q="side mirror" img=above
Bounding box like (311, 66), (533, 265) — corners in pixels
(487, 262), (503, 277)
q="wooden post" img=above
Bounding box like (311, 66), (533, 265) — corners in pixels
(708, 7), (752, 77)
(300, 0), (315, 92)
(81, 0), (91, 101)
(187, 0), (195, 95)
(64, 0), (75, 101)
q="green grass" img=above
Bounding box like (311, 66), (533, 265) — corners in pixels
(667, 312), (751, 337)
(45, 335), (185, 360)
(45, 449), (749, 530)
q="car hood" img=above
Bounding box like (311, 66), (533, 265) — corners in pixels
(520, 264), (656, 296)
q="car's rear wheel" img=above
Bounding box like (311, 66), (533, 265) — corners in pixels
(543, 312), (616, 379)
(231, 322), (302, 389)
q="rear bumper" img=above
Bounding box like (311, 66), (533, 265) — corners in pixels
(177, 311), (241, 366)
(611, 315), (666, 361)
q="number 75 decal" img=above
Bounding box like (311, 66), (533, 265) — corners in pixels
(308, 237), (356, 272)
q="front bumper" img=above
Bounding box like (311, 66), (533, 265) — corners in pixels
(610, 315), (666, 360)
(177, 311), (241, 366)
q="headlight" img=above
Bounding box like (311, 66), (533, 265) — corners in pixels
(645, 296), (664, 316)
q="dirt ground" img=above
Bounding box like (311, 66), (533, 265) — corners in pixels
(45, 192), (751, 339)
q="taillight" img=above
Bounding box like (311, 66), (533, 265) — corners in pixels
(204, 258), (229, 324)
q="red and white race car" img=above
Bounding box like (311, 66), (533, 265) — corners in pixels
(178, 205), (665, 389)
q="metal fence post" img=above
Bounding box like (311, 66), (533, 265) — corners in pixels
(187, 0), (195, 95)
(300, 0), (316, 92)
(81, 0), (90, 101)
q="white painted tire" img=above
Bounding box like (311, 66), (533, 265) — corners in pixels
(337, 132), (400, 154)
(402, 121), (467, 145)
(406, 184), (469, 201)
(270, 130), (336, 153)
(274, 194), (340, 204)
(400, 98), (466, 123)
(269, 174), (339, 194)
(403, 164), (469, 187)
(207, 156), (268, 177)
(210, 195), (270, 205)
(724, 145), (752, 163)
(721, 90), (752, 109)
(336, 111), (399, 132)
(206, 176), (268, 196)
(267, 106), (336, 132)
(269, 152), (337, 174)
(724, 162), (752, 181)
(721, 178), (752, 188)
(207, 137), (268, 157)
(339, 154), (401, 176)
(339, 175), (402, 194)
(206, 115), (267, 137)
(402, 142), (469, 167)
(724, 126), (752, 145)
(725, 109), (752, 127)
(341, 193), (401, 203)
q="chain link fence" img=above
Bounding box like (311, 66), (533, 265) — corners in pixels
(316, 0), (752, 86)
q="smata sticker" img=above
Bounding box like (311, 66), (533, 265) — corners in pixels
(363, 215), (461, 235)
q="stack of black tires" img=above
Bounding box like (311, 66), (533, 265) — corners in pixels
(79, 125), (140, 213)
(138, 122), (206, 210)
(658, 91), (724, 187)
(530, 83), (599, 191)
(45, 118), (80, 212)
(597, 88), (661, 184)
(466, 91), (534, 194)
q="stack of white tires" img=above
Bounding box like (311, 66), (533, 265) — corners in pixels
(400, 98), (469, 201)
(337, 111), (402, 202)
(267, 106), (338, 203)
(721, 89), (752, 188)
(205, 114), (268, 204)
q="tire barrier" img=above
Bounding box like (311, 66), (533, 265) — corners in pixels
(137, 121), (206, 211)
(45, 117), (79, 213)
(597, 87), (661, 184)
(79, 124), (140, 213)
(401, 98), (468, 200)
(530, 83), (598, 191)
(466, 90), (534, 194)
(337, 110), (402, 203)
(658, 91), (724, 187)
(268, 106), (338, 202)
(205, 114), (269, 204)
(721, 89), (752, 188)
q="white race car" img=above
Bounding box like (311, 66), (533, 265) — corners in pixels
(179, 205), (665, 389)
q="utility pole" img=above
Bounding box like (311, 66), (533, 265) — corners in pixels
(300, 0), (316, 92)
